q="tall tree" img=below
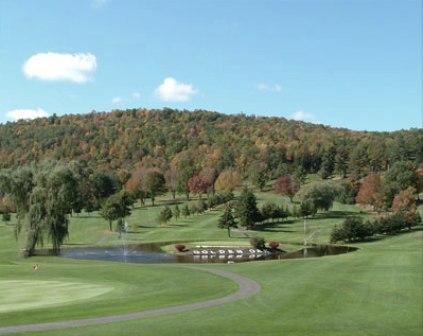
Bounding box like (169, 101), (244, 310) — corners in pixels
(356, 174), (384, 211)
(235, 187), (260, 230)
(215, 169), (241, 193)
(176, 159), (196, 200)
(334, 145), (349, 178)
(275, 174), (298, 201)
(164, 169), (178, 199)
(100, 190), (132, 231)
(144, 171), (166, 206)
(319, 146), (336, 179)
(125, 168), (148, 207)
(392, 187), (417, 225)
(218, 202), (237, 237)
(13, 161), (78, 256)
(188, 175), (209, 199)
(298, 181), (341, 215)
(248, 162), (268, 191)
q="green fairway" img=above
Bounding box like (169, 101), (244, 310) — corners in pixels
(0, 192), (422, 336)
(0, 280), (112, 313)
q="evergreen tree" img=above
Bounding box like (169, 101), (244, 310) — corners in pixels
(173, 205), (180, 221)
(218, 202), (237, 237)
(158, 206), (173, 226)
(182, 204), (190, 218)
(235, 187), (260, 229)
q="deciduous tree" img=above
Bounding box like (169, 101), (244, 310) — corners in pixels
(145, 171), (166, 206)
(275, 175), (298, 201)
(356, 174), (384, 211)
(215, 169), (241, 193)
(188, 175), (209, 199)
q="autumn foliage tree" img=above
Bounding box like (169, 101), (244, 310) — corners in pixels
(392, 187), (417, 225)
(356, 174), (384, 211)
(275, 175), (299, 201)
(188, 175), (209, 199)
(125, 168), (148, 206)
(215, 169), (241, 193)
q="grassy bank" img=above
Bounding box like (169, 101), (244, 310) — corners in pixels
(0, 190), (421, 335)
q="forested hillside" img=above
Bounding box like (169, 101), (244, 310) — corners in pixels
(0, 108), (421, 177)
(1, 108), (421, 255)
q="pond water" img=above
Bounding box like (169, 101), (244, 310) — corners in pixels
(57, 243), (357, 264)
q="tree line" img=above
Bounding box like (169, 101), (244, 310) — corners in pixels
(0, 109), (421, 182)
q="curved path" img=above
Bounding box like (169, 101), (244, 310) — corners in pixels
(0, 267), (261, 335)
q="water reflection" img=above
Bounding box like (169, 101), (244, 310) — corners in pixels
(58, 244), (357, 264)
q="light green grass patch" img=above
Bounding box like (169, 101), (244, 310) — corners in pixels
(0, 280), (113, 313)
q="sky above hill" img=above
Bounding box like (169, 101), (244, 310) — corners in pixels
(0, 0), (421, 131)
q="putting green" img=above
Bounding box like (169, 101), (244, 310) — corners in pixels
(0, 280), (113, 313)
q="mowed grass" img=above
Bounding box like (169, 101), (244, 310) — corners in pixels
(0, 190), (422, 335)
(0, 280), (112, 313)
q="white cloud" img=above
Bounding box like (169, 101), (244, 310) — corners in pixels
(112, 96), (123, 104)
(292, 110), (315, 121)
(154, 77), (196, 102)
(257, 83), (282, 92)
(23, 52), (97, 83)
(6, 108), (49, 121)
(132, 92), (141, 99)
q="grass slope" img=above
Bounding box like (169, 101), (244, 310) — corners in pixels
(23, 232), (421, 336)
(0, 190), (421, 336)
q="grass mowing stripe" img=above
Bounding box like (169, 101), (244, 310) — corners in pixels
(0, 281), (113, 313)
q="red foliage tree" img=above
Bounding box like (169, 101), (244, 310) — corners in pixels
(188, 175), (209, 198)
(355, 174), (384, 211)
(275, 175), (299, 201)
(392, 187), (417, 223)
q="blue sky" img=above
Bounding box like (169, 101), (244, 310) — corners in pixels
(0, 0), (421, 131)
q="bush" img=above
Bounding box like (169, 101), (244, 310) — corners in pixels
(250, 236), (265, 249)
(2, 212), (11, 222)
(175, 244), (186, 252)
(330, 216), (372, 243)
(268, 241), (279, 249)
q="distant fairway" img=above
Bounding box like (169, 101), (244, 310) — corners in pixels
(0, 191), (421, 336)
(0, 280), (112, 313)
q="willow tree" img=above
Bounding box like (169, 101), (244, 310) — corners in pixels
(0, 166), (34, 238)
(0, 160), (78, 256)
(26, 162), (77, 255)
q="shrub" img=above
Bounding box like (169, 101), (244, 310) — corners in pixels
(175, 244), (186, 252)
(2, 212), (11, 222)
(250, 236), (265, 249)
(268, 241), (280, 249)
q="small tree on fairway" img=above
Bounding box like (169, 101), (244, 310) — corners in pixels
(173, 205), (180, 221)
(218, 202), (237, 237)
(182, 204), (190, 218)
(158, 206), (172, 226)
(275, 175), (298, 202)
(250, 236), (265, 249)
(2, 212), (11, 222)
(100, 191), (132, 231)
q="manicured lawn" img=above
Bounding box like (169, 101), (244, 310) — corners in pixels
(0, 191), (421, 335)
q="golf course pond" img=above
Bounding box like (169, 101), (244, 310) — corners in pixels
(56, 243), (358, 264)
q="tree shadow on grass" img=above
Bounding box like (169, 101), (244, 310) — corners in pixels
(312, 210), (358, 219)
(168, 223), (189, 228)
(254, 221), (296, 233)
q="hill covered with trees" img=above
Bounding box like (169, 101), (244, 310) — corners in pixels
(0, 108), (422, 255)
(0, 108), (421, 177)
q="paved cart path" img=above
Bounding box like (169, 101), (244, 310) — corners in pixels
(0, 267), (261, 335)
